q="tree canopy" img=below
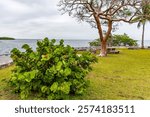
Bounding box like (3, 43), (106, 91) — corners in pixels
(89, 33), (138, 47)
(58, 0), (142, 56)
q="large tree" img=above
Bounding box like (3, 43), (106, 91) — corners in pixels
(132, 0), (150, 49)
(58, 0), (141, 56)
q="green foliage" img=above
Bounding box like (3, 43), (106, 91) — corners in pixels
(10, 38), (97, 99)
(112, 34), (138, 46)
(89, 39), (100, 46)
(132, 1), (150, 28)
(89, 34), (137, 47)
(0, 37), (15, 40)
(89, 38), (113, 47)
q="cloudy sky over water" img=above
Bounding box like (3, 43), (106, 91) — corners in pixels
(0, 0), (150, 40)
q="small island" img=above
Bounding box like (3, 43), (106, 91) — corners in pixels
(0, 37), (15, 40)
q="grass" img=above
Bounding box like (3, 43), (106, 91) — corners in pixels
(0, 65), (19, 99)
(0, 49), (150, 100)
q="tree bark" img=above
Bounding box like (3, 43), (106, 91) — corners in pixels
(93, 14), (112, 57)
(141, 23), (145, 49)
(99, 21), (112, 57)
(93, 15), (107, 57)
(100, 40), (107, 57)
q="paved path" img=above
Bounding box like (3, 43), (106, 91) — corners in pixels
(0, 55), (13, 68)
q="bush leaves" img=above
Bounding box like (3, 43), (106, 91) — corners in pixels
(10, 38), (97, 99)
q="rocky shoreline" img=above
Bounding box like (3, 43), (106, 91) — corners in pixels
(0, 55), (13, 69)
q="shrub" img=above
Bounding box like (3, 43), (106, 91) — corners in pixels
(89, 39), (100, 46)
(112, 34), (138, 46)
(89, 38), (113, 47)
(10, 38), (97, 99)
(89, 33), (138, 47)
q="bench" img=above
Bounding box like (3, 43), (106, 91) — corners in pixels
(107, 50), (120, 54)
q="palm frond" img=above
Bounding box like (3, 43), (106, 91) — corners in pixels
(132, 16), (141, 23)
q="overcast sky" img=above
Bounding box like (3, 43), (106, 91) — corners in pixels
(0, 0), (150, 40)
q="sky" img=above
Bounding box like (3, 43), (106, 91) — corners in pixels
(0, 0), (150, 40)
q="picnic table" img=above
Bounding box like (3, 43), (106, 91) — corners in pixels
(90, 46), (119, 54)
(107, 47), (120, 54)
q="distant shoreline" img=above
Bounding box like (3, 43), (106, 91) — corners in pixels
(0, 37), (15, 40)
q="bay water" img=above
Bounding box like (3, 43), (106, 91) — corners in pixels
(0, 39), (92, 55)
(0, 39), (150, 55)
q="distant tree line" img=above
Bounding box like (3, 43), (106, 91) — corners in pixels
(0, 37), (15, 40)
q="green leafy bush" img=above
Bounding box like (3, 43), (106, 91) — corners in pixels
(89, 39), (101, 47)
(89, 38), (112, 47)
(89, 33), (138, 47)
(112, 34), (138, 46)
(10, 38), (97, 99)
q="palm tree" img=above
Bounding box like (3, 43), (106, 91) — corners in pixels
(132, 0), (150, 49)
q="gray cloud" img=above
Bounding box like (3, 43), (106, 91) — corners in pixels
(0, 0), (57, 23)
(0, 0), (149, 40)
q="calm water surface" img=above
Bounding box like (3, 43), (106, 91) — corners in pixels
(0, 39), (92, 55)
(0, 39), (150, 55)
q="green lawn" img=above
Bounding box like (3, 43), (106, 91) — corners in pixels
(1, 49), (150, 100)
(0, 65), (19, 99)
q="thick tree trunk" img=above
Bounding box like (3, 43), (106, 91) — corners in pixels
(141, 23), (145, 49)
(93, 14), (112, 57)
(99, 40), (107, 57)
